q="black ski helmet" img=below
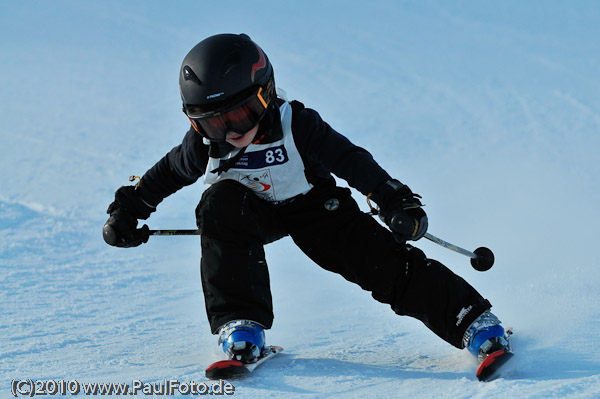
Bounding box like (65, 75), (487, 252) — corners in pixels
(179, 33), (275, 140)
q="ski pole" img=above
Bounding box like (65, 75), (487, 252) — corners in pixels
(149, 229), (200, 236)
(151, 229), (495, 271)
(423, 232), (494, 272)
(106, 223), (494, 270)
(385, 211), (495, 271)
(102, 224), (201, 246)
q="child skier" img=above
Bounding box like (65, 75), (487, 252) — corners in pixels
(103, 33), (509, 376)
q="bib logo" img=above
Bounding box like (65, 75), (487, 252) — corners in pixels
(240, 170), (275, 201)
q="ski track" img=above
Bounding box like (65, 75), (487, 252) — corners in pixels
(2, 1), (600, 398)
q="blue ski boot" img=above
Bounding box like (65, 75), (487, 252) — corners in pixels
(218, 320), (266, 364)
(463, 310), (507, 362)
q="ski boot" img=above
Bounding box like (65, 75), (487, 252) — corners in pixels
(218, 320), (266, 364)
(463, 310), (506, 360)
(463, 310), (513, 381)
(207, 320), (281, 379)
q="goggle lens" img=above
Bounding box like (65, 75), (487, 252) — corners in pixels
(185, 87), (269, 141)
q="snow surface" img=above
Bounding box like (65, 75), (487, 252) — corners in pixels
(2, 1), (600, 398)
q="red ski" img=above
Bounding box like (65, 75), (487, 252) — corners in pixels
(205, 346), (283, 380)
(476, 329), (514, 381)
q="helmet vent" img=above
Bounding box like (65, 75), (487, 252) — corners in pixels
(183, 65), (202, 86)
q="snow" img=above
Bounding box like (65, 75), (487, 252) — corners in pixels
(2, 0), (600, 397)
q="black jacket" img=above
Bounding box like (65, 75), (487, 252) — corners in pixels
(136, 99), (392, 209)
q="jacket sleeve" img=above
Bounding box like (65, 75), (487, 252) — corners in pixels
(291, 103), (392, 198)
(136, 127), (209, 207)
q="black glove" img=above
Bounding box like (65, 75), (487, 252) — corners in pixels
(102, 186), (153, 247)
(376, 180), (428, 242)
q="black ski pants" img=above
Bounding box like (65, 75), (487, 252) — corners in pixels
(196, 180), (491, 348)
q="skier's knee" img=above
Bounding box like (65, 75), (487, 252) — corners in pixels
(195, 180), (285, 245)
(195, 180), (253, 235)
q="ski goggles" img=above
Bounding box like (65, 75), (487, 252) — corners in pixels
(184, 87), (269, 141)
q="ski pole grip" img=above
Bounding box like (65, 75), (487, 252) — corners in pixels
(390, 212), (415, 236)
(102, 223), (119, 246)
(102, 223), (149, 246)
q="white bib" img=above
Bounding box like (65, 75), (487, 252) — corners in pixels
(203, 101), (313, 203)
